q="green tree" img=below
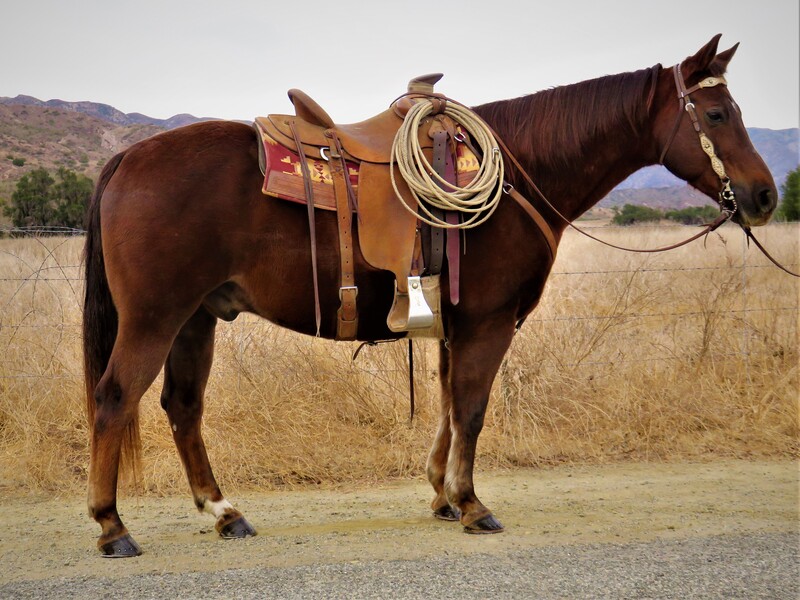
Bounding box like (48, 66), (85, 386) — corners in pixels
(2, 167), (94, 229)
(776, 166), (800, 221)
(52, 167), (94, 228)
(611, 204), (663, 226)
(3, 168), (55, 227)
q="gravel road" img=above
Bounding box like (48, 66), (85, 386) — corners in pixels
(1, 461), (796, 599)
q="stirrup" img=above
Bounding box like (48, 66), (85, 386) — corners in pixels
(387, 276), (435, 332)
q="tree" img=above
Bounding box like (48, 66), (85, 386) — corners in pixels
(2, 167), (94, 229)
(776, 166), (800, 221)
(611, 203), (663, 226)
(3, 168), (55, 227)
(52, 167), (94, 228)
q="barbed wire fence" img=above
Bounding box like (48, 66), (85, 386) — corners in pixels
(0, 224), (797, 386)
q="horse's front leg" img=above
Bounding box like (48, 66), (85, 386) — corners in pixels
(443, 317), (516, 533)
(426, 340), (459, 521)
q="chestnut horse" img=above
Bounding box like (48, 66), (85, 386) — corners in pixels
(83, 35), (776, 556)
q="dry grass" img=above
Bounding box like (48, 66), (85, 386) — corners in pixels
(0, 223), (797, 495)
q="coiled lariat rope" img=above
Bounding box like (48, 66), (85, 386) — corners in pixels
(390, 99), (504, 229)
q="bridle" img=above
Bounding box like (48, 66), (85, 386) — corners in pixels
(658, 64), (737, 221)
(656, 65), (797, 277)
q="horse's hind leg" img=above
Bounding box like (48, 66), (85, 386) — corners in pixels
(88, 328), (175, 557)
(160, 307), (256, 539)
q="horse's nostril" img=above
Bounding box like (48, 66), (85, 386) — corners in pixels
(756, 188), (775, 213)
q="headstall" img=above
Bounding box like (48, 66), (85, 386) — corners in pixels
(659, 65), (736, 220)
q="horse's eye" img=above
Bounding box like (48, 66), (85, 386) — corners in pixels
(706, 110), (725, 124)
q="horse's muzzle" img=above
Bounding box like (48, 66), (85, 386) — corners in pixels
(734, 183), (778, 227)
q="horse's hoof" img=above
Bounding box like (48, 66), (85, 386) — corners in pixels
(464, 514), (505, 534)
(217, 515), (257, 539)
(99, 533), (142, 557)
(433, 505), (461, 522)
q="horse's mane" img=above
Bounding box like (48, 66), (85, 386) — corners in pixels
(474, 64), (661, 176)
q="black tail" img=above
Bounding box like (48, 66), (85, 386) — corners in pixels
(83, 151), (140, 476)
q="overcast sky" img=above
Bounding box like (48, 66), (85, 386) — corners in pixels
(1, 0), (798, 130)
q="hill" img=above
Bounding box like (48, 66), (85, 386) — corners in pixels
(0, 95), (213, 129)
(0, 103), (164, 198)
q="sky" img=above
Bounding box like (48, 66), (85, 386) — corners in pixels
(1, 0), (798, 130)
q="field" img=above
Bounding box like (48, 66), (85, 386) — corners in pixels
(0, 223), (797, 495)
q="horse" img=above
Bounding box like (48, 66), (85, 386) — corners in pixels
(83, 35), (776, 556)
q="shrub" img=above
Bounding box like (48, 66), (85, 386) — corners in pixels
(611, 204), (663, 226)
(664, 205), (720, 225)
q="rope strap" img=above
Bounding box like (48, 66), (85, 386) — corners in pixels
(390, 99), (504, 229)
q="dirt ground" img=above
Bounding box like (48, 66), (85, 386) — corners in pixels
(0, 460), (796, 585)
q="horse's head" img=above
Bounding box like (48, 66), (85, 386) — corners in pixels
(654, 34), (777, 227)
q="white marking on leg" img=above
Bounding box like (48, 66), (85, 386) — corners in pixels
(203, 498), (235, 518)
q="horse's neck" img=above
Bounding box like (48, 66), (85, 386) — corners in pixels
(476, 73), (658, 225)
(542, 133), (651, 223)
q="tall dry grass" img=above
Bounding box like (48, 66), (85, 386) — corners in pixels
(0, 223), (797, 495)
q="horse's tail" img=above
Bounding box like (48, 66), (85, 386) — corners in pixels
(83, 151), (140, 479)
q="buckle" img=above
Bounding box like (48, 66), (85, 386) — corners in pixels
(339, 286), (358, 301)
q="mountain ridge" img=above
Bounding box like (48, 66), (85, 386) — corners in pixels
(0, 94), (215, 130)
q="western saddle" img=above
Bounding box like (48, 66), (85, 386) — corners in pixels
(254, 74), (480, 340)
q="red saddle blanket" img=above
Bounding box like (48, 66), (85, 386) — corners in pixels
(256, 126), (358, 211)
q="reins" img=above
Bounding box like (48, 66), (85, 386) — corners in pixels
(742, 227), (800, 277)
(359, 66), (797, 424)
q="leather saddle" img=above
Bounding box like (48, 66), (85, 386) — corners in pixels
(254, 74), (474, 339)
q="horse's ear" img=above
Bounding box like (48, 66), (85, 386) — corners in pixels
(712, 43), (739, 74)
(681, 34), (723, 78)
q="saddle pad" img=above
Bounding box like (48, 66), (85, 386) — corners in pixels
(255, 120), (358, 211)
(254, 119), (481, 211)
